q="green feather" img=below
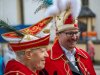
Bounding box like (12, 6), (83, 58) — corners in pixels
(0, 20), (24, 37)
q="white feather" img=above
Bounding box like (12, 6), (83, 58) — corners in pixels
(45, 5), (60, 17)
(50, 20), (56, 41)
(57, 0), (70, 12)
(45, 0), (60, 17)
(70, 0), (82, 19)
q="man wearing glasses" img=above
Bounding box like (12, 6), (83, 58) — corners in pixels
(45, 4), (96, 75)
(45, 16), (96, 75)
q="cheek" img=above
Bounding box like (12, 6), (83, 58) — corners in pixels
(75, 36), (79, 40)
(31, 57), (41, 68)
(59, 35), (68, 42)
(32, 53), (43, 63)
(63, 38), (69, 44)
(32, 55), (40, 62)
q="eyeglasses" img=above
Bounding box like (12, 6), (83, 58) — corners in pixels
(64, 31), (80, 36)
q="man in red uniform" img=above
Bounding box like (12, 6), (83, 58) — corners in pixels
(44, 0), (96, 75)
(2, 17), (52, 75)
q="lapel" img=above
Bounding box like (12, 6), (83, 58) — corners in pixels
(50, 39), (64, 60)
(68, 60), (80, 74)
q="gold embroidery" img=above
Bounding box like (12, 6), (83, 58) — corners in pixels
(21, 17), (52, 35)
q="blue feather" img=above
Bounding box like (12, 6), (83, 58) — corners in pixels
(34, 0), (53, 14)
(44, 0), (53, 6)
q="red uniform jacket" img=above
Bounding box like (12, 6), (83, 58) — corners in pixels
(45, 40), (96, 75)
(4, 60), (38, 75)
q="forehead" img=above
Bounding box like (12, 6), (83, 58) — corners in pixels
(63, 28), (79, 32)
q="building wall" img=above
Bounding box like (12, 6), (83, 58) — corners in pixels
(23, 0), (45, 25)
(0, 0), (20, 25)
(89, 0), (100, 40)
(89, 1), (100, 62)
(0, 0), (46, 25)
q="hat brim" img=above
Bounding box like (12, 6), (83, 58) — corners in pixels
(57, 24), (79, 33)
(9, 34), (50, 51)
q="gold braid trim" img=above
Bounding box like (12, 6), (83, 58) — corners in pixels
(4, 71), (26, 75)
(50, 48), (64, 60)
(10, 36), (49, 47)
(15, 45), (48, 52)
(61, 57), (70, 75)
(78, 57), (90, 75)
(78, 50), (88, 59)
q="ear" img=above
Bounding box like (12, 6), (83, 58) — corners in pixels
(24, 49), (32, 60)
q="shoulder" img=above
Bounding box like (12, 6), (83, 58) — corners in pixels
(4, 60), (25, 75)
(76, 48), (90, 59)
(4, 60), (24, 74)
(4, 60), (34, 75)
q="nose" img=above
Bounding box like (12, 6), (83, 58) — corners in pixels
(71, 34), (78, 40)
(72, 34), (77, 37)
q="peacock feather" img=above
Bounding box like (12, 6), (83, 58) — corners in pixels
(0, 19), (24, 37)
(33, 0), (53, 14)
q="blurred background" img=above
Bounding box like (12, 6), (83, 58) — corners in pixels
(0, 0), (100, 75)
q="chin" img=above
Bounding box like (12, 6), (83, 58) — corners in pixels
(37, 63), (45, 70)
(37, 66), (45, 70)
(69, 46), (75, 49)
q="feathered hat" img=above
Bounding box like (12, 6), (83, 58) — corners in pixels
(1, 17), (53, 51)
(45, 0), (82, 33)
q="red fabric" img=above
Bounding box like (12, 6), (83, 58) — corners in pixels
(74, 24), (78, 27)
(64, 14), (78, 28)
(4, 60), (37, 75)
(64, 15), (73, 24)
(9, 35), (50, 51)
(45, 40), (96, 75)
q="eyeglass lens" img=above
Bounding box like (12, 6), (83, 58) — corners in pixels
(65, 31), (80, 36)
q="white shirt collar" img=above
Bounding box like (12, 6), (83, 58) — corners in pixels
(59, 41), (76, 55)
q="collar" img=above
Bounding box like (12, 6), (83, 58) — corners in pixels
(75, 48), (88, 59)
(50, 40), (88, 60)
(60, 44), (76, 56)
